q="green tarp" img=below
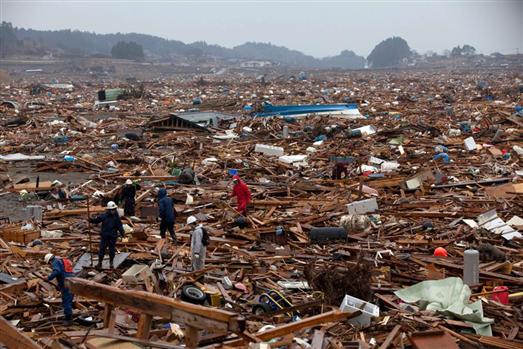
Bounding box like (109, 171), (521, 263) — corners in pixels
(394, 277), (493, 336)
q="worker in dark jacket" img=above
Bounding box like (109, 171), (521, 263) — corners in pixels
(89, 201), (125, 269)
(332, 162), (349, 179)
(158, 188), (176, 242)
(121, 179), (140, 216)
(44, 253), (75, 326)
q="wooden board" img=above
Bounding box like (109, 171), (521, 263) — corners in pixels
(0, 315), (42, 349)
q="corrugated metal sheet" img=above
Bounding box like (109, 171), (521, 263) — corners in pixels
(254, 102), (362, 118)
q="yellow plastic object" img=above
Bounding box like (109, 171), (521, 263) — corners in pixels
(207, 292), (221, 307)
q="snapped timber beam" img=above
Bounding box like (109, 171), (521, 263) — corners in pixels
(66, 278), (244, 333)
(225, 310), (360, 346)
(0, 315), (42, 349)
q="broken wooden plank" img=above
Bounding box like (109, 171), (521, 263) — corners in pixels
(0, 315), (42, 349)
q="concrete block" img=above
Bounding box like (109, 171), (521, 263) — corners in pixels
(122, 264), (152, 284)
(346, 198), (378, 215)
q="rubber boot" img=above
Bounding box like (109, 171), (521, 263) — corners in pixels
(63, 315), (73, 327)
(96, 260), (102, 270)
(109, 258), (114, 269)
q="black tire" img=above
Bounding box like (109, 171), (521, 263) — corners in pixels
(309, 227), (346, 243)
(181, 285), (206, 304)
(252, 302), (273, 315)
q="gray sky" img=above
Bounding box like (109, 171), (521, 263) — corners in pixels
(1, 0), (522, 57)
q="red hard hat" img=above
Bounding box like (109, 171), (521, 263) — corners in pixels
(434, 247), (448, 257)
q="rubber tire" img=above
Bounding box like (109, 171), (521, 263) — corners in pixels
(252, 302), (273, 315)
(309, 227), (346, 243)
(181, 285), (206, 305)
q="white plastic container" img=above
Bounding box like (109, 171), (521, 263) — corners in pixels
(340, 294), (380, 327)
(278, 155), (307, 164)
(464, 137), (477, 151)
(255, 144), (284, 157)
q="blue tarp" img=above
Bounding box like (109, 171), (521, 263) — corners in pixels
(254, 102), (360, 117)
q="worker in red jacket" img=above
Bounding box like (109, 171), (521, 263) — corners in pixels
(230, 175), (251, 216)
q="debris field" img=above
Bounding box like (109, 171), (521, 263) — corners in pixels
(0, 69), (522, 349)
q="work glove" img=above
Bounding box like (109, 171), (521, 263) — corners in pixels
(194, 254), (200, 258)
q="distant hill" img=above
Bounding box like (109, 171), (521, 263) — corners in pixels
(1, 22), (365, 69)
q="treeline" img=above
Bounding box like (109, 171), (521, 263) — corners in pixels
(0, 22), (481, 69)
(0, 22), (365, 68)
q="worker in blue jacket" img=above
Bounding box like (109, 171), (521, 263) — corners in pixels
(158, 188), (177, 242)
(44, 253), (75, 326)
(89, 201), (125, 269)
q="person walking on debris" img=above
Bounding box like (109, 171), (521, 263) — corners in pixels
(89, 201), (125, 270)
(230, 175), (251, 216)
(158, 188), (177, 242)
(44, 253), (74, 326)
(187, 216), (209, 271)
(48, 180), (69, 200)
(121, 179), (140, 216)
(331, 162), (349, 180)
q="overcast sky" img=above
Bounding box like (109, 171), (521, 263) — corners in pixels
(1, 0), (522, 57)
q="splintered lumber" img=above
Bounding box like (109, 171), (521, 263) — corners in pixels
(311, 330), (325, 349)
(432, 177), (510, 189)
(474, 335), (523, 349)
(136, 314), (153, 339)
(66, 278), (244, 333)
(12, 181), (53, 192)
(44, 206), (105, 218)
(0, 315), (42, 349)
(378, 324), (401, 349)
(420, 257), (523, 285)
(226, 310), (360, 346)
(117, 176), (178, 180)
(80, 333), (182, 349)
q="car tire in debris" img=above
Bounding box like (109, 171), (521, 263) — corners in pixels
(252, 302), (273, 315)
(181, 285), (206, 304)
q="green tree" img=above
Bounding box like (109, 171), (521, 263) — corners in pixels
(462, 44), (476, 56)
(0, 22), (19, 57)
(367, 37), (411, 68)
(451, 46), (463, 56)
(111, 41), (144, 60)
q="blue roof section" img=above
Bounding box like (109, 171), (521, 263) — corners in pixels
(254, 102), (359, 117)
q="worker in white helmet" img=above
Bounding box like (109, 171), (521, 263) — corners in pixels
(120, 179), (140, 217)
(89, 201), (124, 269)
(44, 253), (75, 326)
(187, 216), (209, 272)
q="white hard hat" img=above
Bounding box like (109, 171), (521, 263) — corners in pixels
(51, 179), (64, 187)
(44, 253), (54, 263)
(186, 216), (197, 225)
(125, 179), (133, 185)
(106, 201), (117, 209)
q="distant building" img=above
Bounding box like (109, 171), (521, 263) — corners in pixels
(240, 60), (273, 68)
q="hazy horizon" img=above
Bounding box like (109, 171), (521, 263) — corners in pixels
(2, 0), (522, 58)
